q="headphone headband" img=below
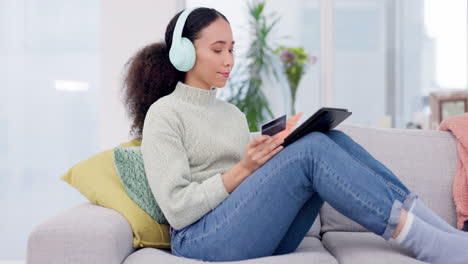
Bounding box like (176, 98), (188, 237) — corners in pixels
(172, 7), (198, 47)
(169, 7), (200, 72)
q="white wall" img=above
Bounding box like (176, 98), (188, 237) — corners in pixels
(100, 0), (183, 150)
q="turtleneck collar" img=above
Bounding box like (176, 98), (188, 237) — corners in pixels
(172, 81), (218, 105)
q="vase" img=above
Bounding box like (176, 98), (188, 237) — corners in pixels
(290, 96), (296, 116)
(289, 83), (299, 116)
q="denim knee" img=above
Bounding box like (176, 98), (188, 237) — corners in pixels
(326, 129), (355, 146)
(289, 131), (338, 168)
(299, 131), (334, 149)
(326, 129), (346, 138)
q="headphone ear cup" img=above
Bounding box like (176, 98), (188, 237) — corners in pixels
(169, 37), (196, 72)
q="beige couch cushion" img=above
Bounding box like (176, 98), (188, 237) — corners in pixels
(123, 237), (338, 264)
(322, 232), (426, 264)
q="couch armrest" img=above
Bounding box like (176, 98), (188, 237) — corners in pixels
(27, 202), (136, 264)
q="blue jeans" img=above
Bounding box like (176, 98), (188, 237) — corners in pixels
(170, 130), (417, 262)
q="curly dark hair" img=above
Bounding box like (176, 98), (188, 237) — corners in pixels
(122, 7), (229, 138)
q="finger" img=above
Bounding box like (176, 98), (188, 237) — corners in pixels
(291, 112), (304, 123)
(249, 135), (270, 148)
(286, 121), (295, 129)
(253, 136), (275, 153)
(286, 112), (303, 127)
(275, 129), (290, 140)
(258, 145), (284, 164)
(256, 137), (284, 158)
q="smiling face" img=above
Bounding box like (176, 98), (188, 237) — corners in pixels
(184, 17), (235, 89)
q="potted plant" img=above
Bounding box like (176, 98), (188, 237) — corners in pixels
(226, 0), (280, 132)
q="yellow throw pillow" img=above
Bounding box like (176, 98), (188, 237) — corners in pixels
(60, 138), (170, 248)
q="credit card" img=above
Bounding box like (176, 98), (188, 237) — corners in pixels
(261, 115), (287, 136)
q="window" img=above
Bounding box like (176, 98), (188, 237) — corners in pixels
(186, 0), (467, 129)
(397, 0), (467, 128)
(333, 0), (387, 127)
(0, 0), (99, 259)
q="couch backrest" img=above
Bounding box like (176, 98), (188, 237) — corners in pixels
(319, 124), (459, 234)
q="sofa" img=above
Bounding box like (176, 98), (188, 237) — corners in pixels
(27, 124), (459, 264)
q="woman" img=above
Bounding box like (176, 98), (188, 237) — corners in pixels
(122, 7), (468, 263)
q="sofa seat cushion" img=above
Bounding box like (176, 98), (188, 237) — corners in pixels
(306, 216), (321, 238)
(322, 231), (427, 264)
(123, 237), (338, 264)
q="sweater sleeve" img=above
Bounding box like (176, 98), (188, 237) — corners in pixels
(141, 108), (230, 230)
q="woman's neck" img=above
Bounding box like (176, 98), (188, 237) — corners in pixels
(172, 82), (217, 106)
(184, 76), (211, 90)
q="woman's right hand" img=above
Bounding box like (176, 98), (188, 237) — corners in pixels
(239, 134), (285, 173)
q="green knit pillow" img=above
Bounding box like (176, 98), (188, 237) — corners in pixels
(113, 146), (168, 225)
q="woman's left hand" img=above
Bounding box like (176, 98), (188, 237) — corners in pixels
(275, 112), (303, 140)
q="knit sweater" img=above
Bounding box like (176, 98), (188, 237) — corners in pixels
(141, 81), (251, 230)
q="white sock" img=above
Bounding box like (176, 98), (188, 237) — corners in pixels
(395, 212), (468, 264)
(410, 199), (467, 236)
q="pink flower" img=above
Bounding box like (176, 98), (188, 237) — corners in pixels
(280, 49), (295, 63)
